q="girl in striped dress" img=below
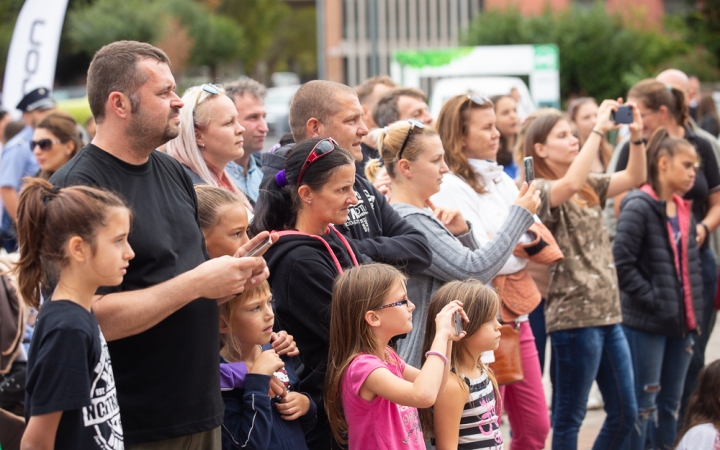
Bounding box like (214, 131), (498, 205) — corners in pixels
(420, 280), (504, 450)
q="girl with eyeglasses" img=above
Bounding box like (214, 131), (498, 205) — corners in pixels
(364, 119), (538, 372)
(32, 111), (83, 180)
(325, 263), (468, 450)
(250, 137), (361, 450)
(524, 100), (646, 450)
(167, 84), (249, 202)
(432, 94), (556, 449)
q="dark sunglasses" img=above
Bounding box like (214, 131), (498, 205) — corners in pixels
(193, 83), (221, 110)
(31, 139), (61, 151)
(372, 298), (410, 311)
(297, 138), (337, 186)
(397, 119), (426, 161)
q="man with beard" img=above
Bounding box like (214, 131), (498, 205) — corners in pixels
(50, 41), (273, 450)
(0, 88), (55, 250)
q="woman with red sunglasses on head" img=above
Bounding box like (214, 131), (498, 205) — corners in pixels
(250, 137), (361, 450)
(32, 111), (83, 180)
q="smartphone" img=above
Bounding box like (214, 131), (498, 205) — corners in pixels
(524, 156), (535, 183)
(612, 105), (633, 124)
(245, 235), (273, 257)
(453, 311), (463, 336)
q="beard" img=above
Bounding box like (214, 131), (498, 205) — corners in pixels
(126, 107), (180, 153)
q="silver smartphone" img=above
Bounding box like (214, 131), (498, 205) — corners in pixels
(524, 156), (535, 183)
(245, 235), (273, 257)
(453, 311), (463, 336)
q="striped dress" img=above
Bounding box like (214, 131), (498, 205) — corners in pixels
(432, 369), (504, 449)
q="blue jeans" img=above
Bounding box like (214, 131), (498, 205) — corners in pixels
(680, 246), (717, 423)
(621, 326), (694, 450)
(551, 324), (637, 450)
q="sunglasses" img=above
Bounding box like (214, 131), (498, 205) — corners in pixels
(397, 119), (425, 161)
(464, 94), (490, 107)
(31, 139), (62, 151)
(297, 138), (337, 186)
(193, 83), (221, 110)
(372, 298), (410, 311)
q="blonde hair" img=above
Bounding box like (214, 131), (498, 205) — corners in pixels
(218, 281), (272, 361)
(325, 264), (408, 444)
(195, 185), (247, 232)
(365, 120), (439, 181)
(418, 279), (501, 436)
(166, 85), (240, 194)
(435, 94), (495, 194)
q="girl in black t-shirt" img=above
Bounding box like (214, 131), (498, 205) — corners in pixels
(15, 178), (134, 450)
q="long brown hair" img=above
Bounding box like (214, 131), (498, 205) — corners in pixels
(436, 94), (495, 194)
(628, 78), (688, 126)
(697, 93), (720, 135)
(675, 360), (720, 446)
(524, 110), (600, 207)
(36, 111), (83, 180)
(14, 178), (129, 308)
(418, 279), (500, 436)
(325, 264), (408, 444)
(645, 127), (696, 196)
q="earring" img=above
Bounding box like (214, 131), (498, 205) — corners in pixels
(198, 144), (205, 150)
(307, 200), (312, 205)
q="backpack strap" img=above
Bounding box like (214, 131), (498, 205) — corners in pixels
(274, 225), (359, 274)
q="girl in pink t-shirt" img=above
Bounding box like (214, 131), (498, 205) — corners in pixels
(325, 264), (468, 449)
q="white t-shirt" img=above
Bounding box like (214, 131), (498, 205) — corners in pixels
(676, 423), (720, 450)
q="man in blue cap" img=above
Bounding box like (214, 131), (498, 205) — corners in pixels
(0, 87), (55, 251)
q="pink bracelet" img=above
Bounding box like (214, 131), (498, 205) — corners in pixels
(425, 351), (448, 366)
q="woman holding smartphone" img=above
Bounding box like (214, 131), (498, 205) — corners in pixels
(430, 94), (559, 449)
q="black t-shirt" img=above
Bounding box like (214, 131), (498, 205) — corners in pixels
(25, 301), (123, 449)
(49, 145), (222, 444)
(616, 127), (720, 223)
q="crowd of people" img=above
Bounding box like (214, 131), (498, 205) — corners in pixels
(1, 39), (720, 450)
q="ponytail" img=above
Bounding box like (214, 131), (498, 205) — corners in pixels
(14, 178), (129, 308)
(668, 86), (689, 126)
(646, 127), (694, 196)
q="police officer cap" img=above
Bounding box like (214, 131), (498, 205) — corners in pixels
(16, 87), (55, 112)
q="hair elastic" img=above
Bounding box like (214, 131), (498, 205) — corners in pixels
(425, 350), (448, 366)
(275, 169), (288, 187)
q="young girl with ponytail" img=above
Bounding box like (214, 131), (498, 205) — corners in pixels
(613, 129), (703, 449)
(17, 178), (134, 449)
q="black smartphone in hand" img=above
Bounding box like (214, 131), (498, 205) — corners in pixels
(612, 105), (633, 124)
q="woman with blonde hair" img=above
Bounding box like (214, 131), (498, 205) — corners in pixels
(166, 84), (245, 196)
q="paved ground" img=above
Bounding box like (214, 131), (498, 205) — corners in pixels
(501, 319), (720, 449)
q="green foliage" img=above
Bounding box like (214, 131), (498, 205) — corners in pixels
(683, 0), (720, 72)
(265, 6), (317, 78)
(462, 4), (700, 102)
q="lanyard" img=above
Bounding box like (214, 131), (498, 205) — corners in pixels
(274, 225), (359, 273)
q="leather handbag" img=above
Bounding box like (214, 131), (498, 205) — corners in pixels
(488, 323), (524, 385)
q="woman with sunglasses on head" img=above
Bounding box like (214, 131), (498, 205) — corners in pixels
(524, 99), (646, 450)
(612, 80), (720, 417)
(32, 111), (83, 180)
(167, 84), (247, 199)
(364, 119), (539, 372)
(429, 94), (558, 449)
(250, 137), (361, 450)
(566, 97), (614, 174)
(490, 94), (521, 180)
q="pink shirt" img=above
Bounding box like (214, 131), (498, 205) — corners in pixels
(342, 348), (425, 450)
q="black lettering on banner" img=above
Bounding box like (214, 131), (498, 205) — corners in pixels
(22, 19), (45, 95)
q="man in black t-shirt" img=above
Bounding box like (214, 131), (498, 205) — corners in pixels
(49, 41), (273, 450)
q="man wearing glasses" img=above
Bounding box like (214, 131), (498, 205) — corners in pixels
(50, 41), (273, 450)
(261, 80), (432, 277)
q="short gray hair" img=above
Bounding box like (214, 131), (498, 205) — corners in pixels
(224, 77), (267, 101)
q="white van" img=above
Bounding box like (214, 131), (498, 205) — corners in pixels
(429, 77), (536, 121)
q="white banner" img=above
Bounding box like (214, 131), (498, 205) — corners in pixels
(2, 0), (70, 117)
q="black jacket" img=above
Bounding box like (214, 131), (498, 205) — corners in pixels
(263, 229), (359, 449)
(261, 143), (432, 276)
(613, 188), (703, 337)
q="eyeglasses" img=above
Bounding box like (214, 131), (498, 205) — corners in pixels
(372, 298), (410, 311)
(193, 83), (221, 110)
(31, 139), (62, 151)
(397, 119), (425, 161)
(464, 94), (490, 107)
(297, 138), (337, 186)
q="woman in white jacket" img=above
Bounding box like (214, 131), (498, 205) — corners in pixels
(432, 94), (552, 450)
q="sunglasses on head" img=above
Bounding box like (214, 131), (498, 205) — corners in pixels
(372, 298), (410, 311)
(297, 138), (338, 186)
(464, 94), (491, 107)
(31, 139), (61, 151)
(397, 119), (425, 161)
(193, 83), (221, 110)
